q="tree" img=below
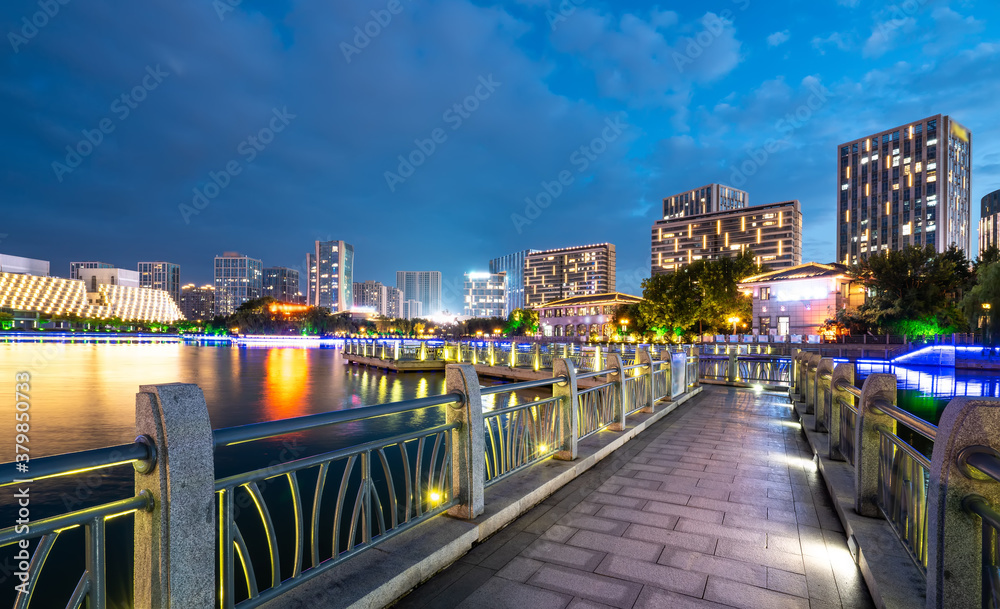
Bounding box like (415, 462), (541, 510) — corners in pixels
(506, 309), (538, 336)
(961, 261), (1000, 346)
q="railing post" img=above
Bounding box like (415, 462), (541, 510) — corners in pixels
(419, 341), (427, 361)
(444, 364), (485, 519)
(595, 345), (603, 372)
(926, 398), (1000, 609)
(690, 345), (700, 388)
(488, 341), (495, 367)
(509, 341), (516, 368)
(134, 383), (216, 609)
(393, 341), (400, 361)
(814, 357), (834, 432)
(727, 350), (737, 383)
(855, 373), (897, 517)
(533, 343), (541, 371)
(804, 354), (821, 413)
(606, 352), (626, 431)
(637, 347), (655, 413)
(552, 358), (579, 461)
(829, 363), (854, 461)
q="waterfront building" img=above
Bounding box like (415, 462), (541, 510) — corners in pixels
(70, 261), (114, 280)
(385, 286), (403, 318)
(264, 267), (302, 303)
(402, 299), (423, 320)
(837, 115), (972, 264)
(463, 272), (506, 318)
(662, 183), (748, 220)
(354, 280), (403, 317)
(737, 262), (864, 336)
(980, 189), (1000, 254)
(307, 240), (354, 312)
(138, 261), (181, 304)
(79, 267), (140, 289)
(651, 200), (803, 274)
(489, 249), (538, 315)
(0, 254), (49, 276)
(180, 284), (216, 321)
(524, 243), (616, 308)
(535, 292), (642, 340)
(214, 252), (263, 316)
(396, 271), (441, 316)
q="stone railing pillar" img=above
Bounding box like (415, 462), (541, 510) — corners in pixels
(926, 398), (1000, 609)
(814, 357), (834, 432)
(637, 347), (656, 413)
(804, 354), (821, 413)
(419, 341), (427, 361)
(855, 373), (897, 517)
(727, 350), (738, 383)
(444, 364), (485, 519)
(134, 383), (216, 609)
(828, 363), (854, 461)
(393, 341), (400, 361)
(509, 342), (516, 368)
(605, 352), (626, 431)
(552, 358), (579, 461)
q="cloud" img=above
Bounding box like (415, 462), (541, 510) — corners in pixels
(767, 30), (790, 47)
(812, 31), (853, 54)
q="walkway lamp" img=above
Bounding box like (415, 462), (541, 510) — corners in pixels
(727, 316), (740, 335)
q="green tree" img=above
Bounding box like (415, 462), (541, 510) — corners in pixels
(506, 308), (538, 336)
(961, 261), (1000, 346)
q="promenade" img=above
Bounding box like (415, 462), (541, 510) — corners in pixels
(396, 386), (874, 609)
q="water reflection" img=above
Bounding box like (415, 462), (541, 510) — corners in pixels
(856, 363), (1000, 424)
(263, 348), (310, 419)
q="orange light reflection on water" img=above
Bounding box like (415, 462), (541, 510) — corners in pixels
(262, 348), (310, 420)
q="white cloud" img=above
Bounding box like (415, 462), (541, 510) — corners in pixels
(812, 31), (853, 54)
(766, 30), (790, 47)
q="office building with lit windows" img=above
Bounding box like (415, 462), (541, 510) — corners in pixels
(489, 249), (538, 315)
(463, 272), (506, 318)
(353, 280), (401, 317)
(214, 252), (263, 316)
(138, 261), (181, 304)
(264, 267), (302, 303)
(307, 240), (354, 313)
(70, 261), (114, 280)
(402, 299), (422, 320)
(651, 200), (802, 274)
(662, 183), (749, 219)
(180, 284), (216, 321)
(837, 115), (972, 264)
(396, 271), (442, 316)
(980, 189), (1000, 255)
(524, 243), (616, 308)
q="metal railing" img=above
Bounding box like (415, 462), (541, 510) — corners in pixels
(697, 352), (792, 386)
(1, 349), (695, 608)
(791, 350), (1000, 608)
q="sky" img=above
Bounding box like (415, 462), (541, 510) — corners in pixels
(2, 0), (999, 311)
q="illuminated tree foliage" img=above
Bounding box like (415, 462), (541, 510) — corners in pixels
(506, 308), (538, 336)
(961, 260), (1000, 346)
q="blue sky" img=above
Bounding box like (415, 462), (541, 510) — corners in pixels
(2, 0), (998, 310)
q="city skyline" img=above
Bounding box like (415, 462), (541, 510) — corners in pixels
(3, 2), (1000, 313)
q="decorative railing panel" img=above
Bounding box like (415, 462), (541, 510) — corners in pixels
(839, 398), (857, 467)
(877, 431), (930, 572)
(577, 382), (619, 440)
(652, 368), (669, 402)
(624, 375), (649, 415)
(483, 397), (561, 485)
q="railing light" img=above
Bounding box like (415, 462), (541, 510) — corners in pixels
(429, 491), (442, 503)
(538, 444), (548, 453)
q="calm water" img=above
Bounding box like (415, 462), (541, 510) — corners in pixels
(0, 342), (544, 608)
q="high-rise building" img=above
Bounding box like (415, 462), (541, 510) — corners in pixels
(464, 272), (506, 318)
(396, 271), (442, 316)
(137, 261), (181, 304)
(214, 252), (263, 316)
(354, 280), (400, 316)
(662, 184), (748, 219)
(524, 243), (616, 308)
(179, 284), (216, 321)
(980, 189), (1000, 255)
(385, 286), (403, 318)
(651, 200), (803, 274)
(402, 299), (423, 320)
(837, 114), (972, 264)
(307, 240), (354, 312)
(489, 249), (538, 315)
(70, 261), (114, 280)
(264, 267), (302, 303)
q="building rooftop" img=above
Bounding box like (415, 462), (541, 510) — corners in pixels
(536, 292), (642, 307)
(739, 262), (849, 284)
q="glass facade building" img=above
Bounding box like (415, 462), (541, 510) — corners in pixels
(353, 280), (401, 317)
(307, 240), (354, 312)
(651, 200), (802, 274)
(980, 189), (1000, 255)
(263, 267), (302, 303)
(179, 283), (216, 321)
(524, 243), (616, 308)
(489, 249), (538, 315)
(662, 184), (748, 220)
(213, 252), (263, 316)
(463, 272), (506, 318)
(395, 271), (442, 316)
(137, 261), (181, 304)
(837, 114), (972, 264)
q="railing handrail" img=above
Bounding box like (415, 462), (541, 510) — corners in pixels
(480, 376), (568, 395)
(212, 392), (464, 449)
(872, 397), (939, 442)
(0, 490), (153, 547)
(834, 378), (863, 399)
(964, 449), (1000, 486)
(962, 494), (1000, 533)
(485, 395), (563, 418)
(577, 368), (616, 380)
(0, 441), (152, 488)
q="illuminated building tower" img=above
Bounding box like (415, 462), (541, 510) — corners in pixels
(264, 267), (302, 303)
(489, 249), (539, 316)
(463, 272), (506, 318)
(395, 271), (442, 316)
(980, 189), (1000, 255)
(662, 183), (748, 219)
(214, 252), (263, 316)
(137, 261), (181, 304)
(180, 284), (216, 321)
(524, 243), (615, 308)
(651, 201), (802, 274)
(837, 115), (972, 264)
(307, 240), (354, 313)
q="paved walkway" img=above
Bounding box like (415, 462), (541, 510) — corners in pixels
(394, 386), (874, 609)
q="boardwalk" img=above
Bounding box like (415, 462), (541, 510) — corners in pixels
(395, 386), (874, 609)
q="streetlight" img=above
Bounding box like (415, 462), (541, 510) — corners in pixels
(727, 316), (740, 335)
(620, 318), (630, 337)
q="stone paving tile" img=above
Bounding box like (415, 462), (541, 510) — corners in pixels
(633, 585), (733, 609)
(527, 564), (642, 609)
(566, 529), (663, 562)
(658, 545), (768, 587)
(687, 496), (768, 519)
(540, 524), (577, 543)
(624, 523), (718, 554)
(456, 577), (573, 609)
(594, 504), (679, 530)
(556, 513), (630, 536)
(496, 556), (545, 583)
(393, 562), (475, 608)
(594, 554), (708, 598)
(566, 598), (616, 609)
(480, 532), (541, 570)
(722, 512), (800, 538)
(411, 565), (494, 608)
(674, 516), (767, 545)
(571, 501), (601, 515)
(704, 575), (811, 609)
(628, 471), (731, 500)
(521, 539), (606, 571)
(585, 491), (648, 509)
(640, 498), (726, 524)
(604, 474), (661, 489)
(801, 553), (841, 603)
(767, 567), (810, 599)
(715, 537), (805, 574)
